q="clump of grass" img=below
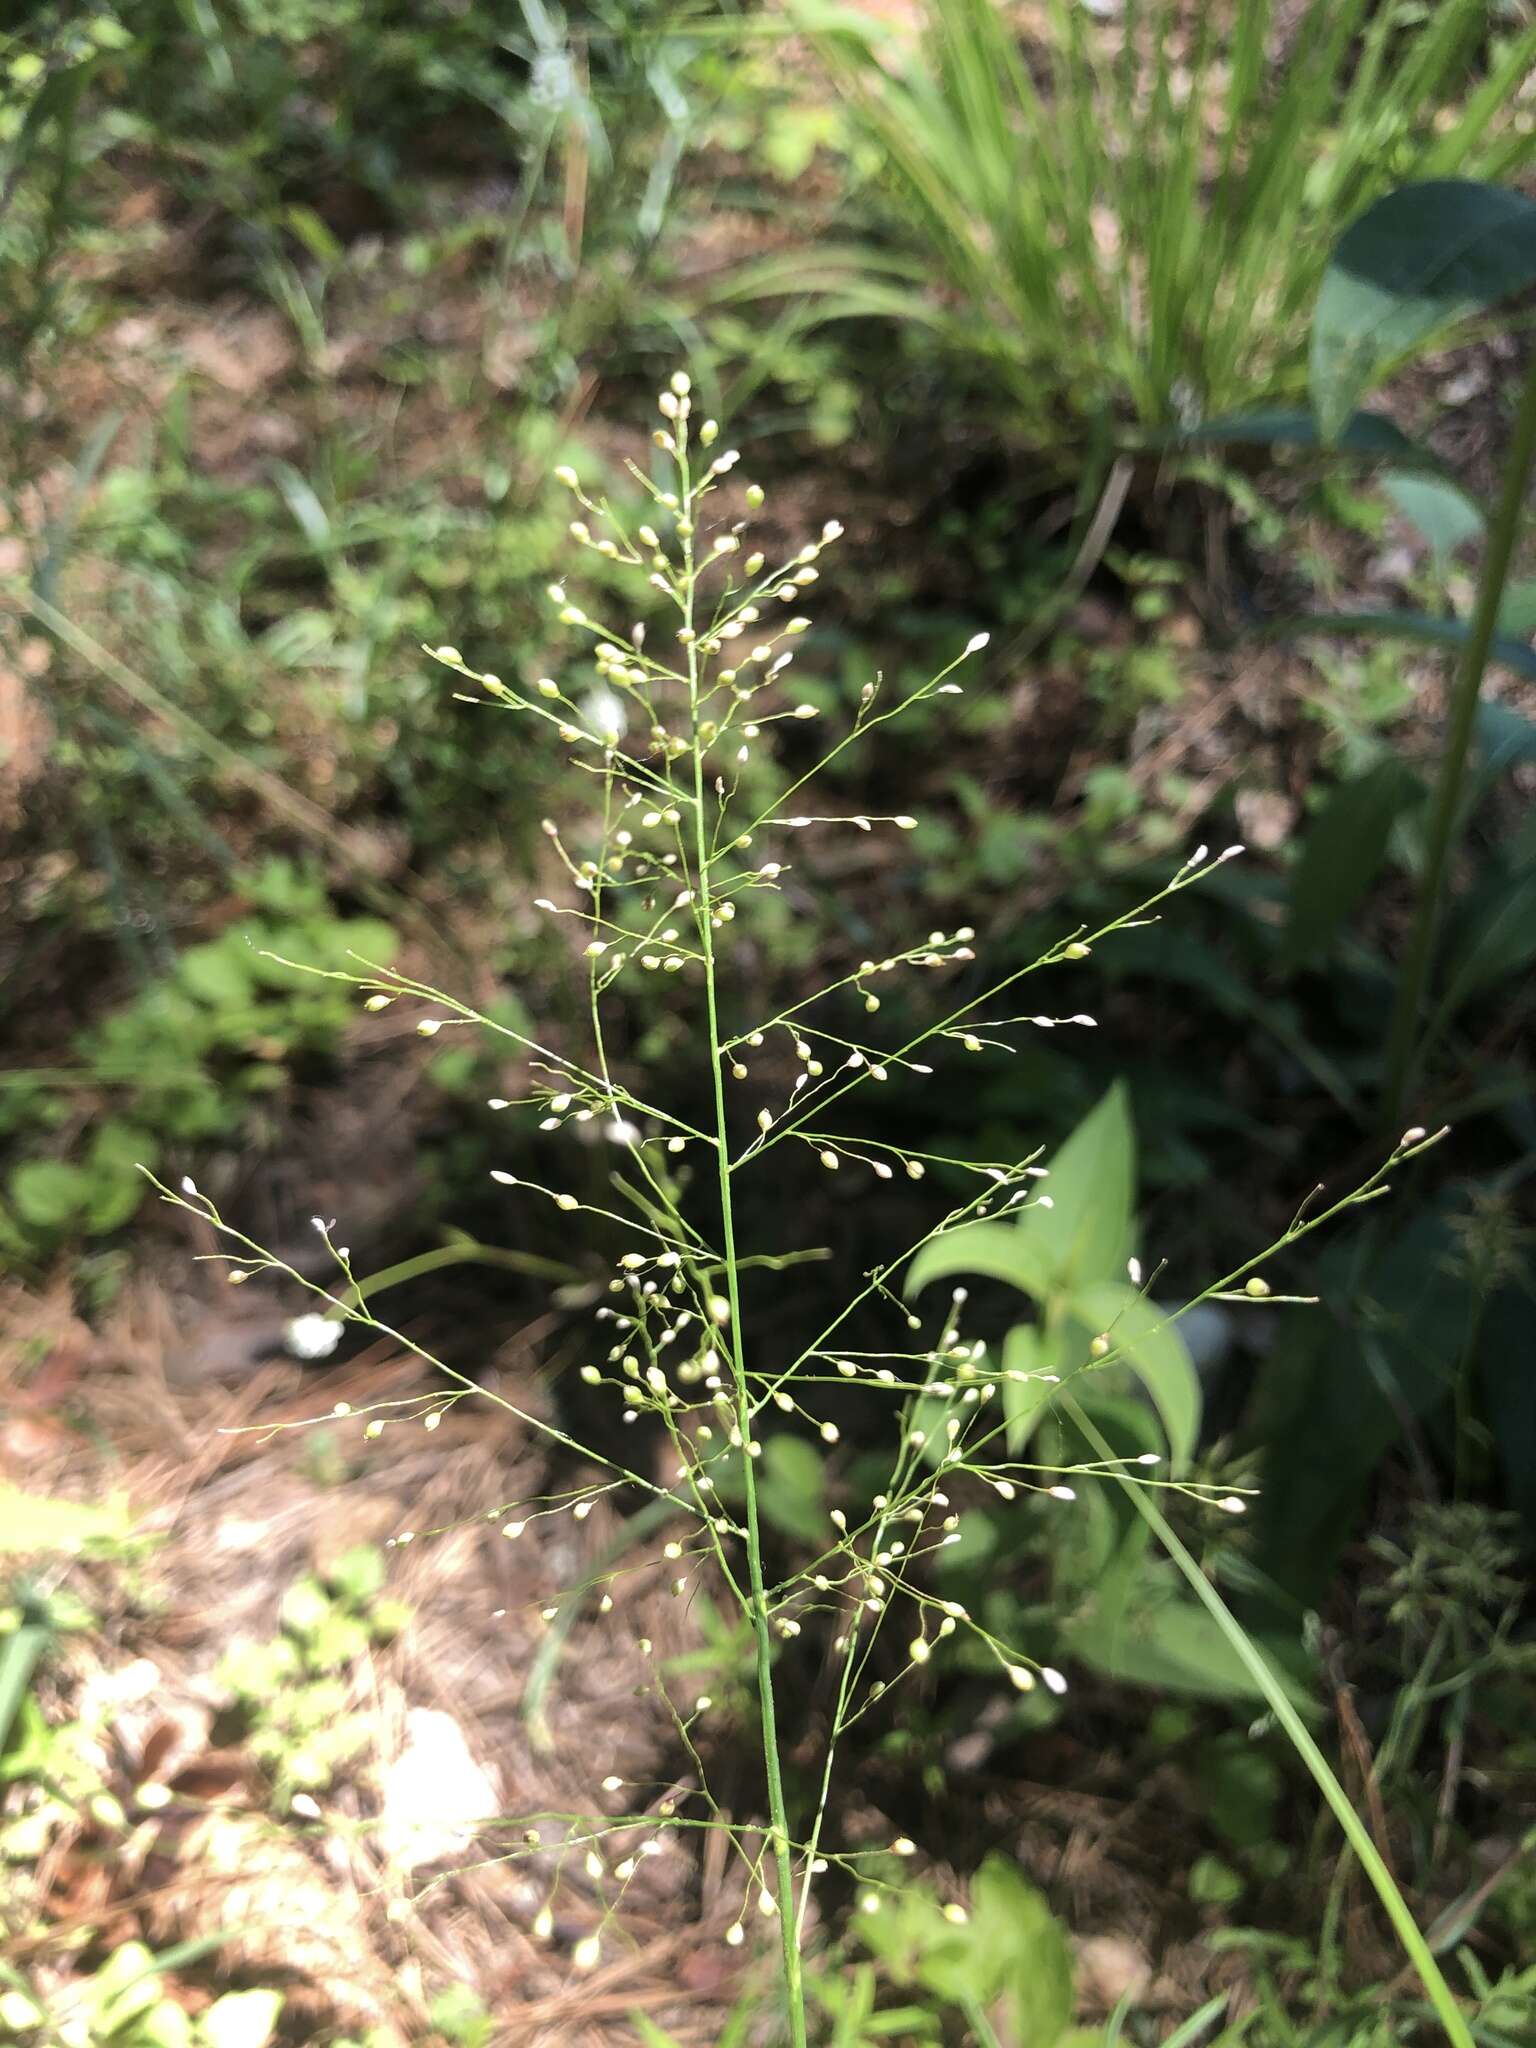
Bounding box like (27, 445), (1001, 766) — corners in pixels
(149, 377), (1468, 2045)
(748, 0), (1536, 458)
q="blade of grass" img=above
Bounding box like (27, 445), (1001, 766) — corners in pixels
(1067, 1394), (1476, 2048)
(0, 1617), (51, 1761)
(1163, 1996), (1241, 2048)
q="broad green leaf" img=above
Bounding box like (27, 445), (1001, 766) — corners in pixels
(1014, 1082), (1135, 1294)
(327, 1544), (386, 1606)
(1267, 608), (1536, 680)
(1380, 471), (1482, 566)
(932, 1505), (997, 1576)
(8, 1159), (88, 1231)
(143, 1999), (196, 2048)
(279, 1576), (331, 1639)
(307, 1613), (372, 1671)
(868, 1856), (1071, 2044)
(1050, 1472), (1130, 1601)
(1496, 578), (1536, 639)
(1067, 1594), (1309, 1705)
(1281, 758), (1420, 969)
(1168, 407), (1435, 463)
(969, 1858), (1074, 2048)
(90, 1121), (158, 1176)
(200, 1989), (283, 2048)
(755, 1433), (827, 1546)
(92, 1941), (164, 2022)
(428, 1983), (492, 2048)
(1312, 180), (1536, 439)
(178, 939), (255, 1008)
(83, 1167), (148, 1238)
(905, 1220), (1054, 1305)
(853, 1882), (966, 1988)
(334, 917), (397, 969)
(1199, 1738), (1284, 1849)
(1071, 1282), (1200, 1473)
(1053, 1390), (1160, 1629)
(999, 1323), (1056, 1455)
(0, 1990), (44, 2033)
(1188, 1854), (1245, 1905)
(909, 1088), (1135, 1303)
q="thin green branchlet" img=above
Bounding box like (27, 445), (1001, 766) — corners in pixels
(142, 378), (1455, 2042)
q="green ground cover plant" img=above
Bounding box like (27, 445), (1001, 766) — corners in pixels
(1, 1944), (283, 2048)
(217, 1543), (409, 1813)
(0, 861), (397, 1262)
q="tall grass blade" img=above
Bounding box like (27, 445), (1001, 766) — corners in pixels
(1067, 1396), (1476, 2048)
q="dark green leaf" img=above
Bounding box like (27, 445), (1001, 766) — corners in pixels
(1250, 1221), (1468, 1606)
(1481, 1289), (1536, 1540)
(1070, 1281), (1201, 1472)
(906, 1220), (1054, 1305)
(1282, 759), (1421, 969)
(1264, 609), (1536, 680)
(1379, 471), (1483, 565)
(1496, 578), (1536, 640)
(1312, 180), (1536, 439)
(83, 1169), (148, 1237)
(1436, 871), (1536, 1018)
(967, 1858), (1074, 2047)
(1167, 408), (1435, 463)
(1015, 1082), (1136, 1294)
(1475, 700), (1536, 774)
(1198, 1737), (1284, 1850)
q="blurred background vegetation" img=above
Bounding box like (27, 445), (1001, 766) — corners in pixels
(2, 3), (1536, 2044)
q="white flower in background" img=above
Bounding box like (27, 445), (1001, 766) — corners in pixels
(579, 684), (628, 744)
(285, 1313), (342, 1361)
(379, 1707), (500, 1870)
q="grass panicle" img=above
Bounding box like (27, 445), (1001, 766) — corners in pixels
(148, 381), (1469, 2044)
